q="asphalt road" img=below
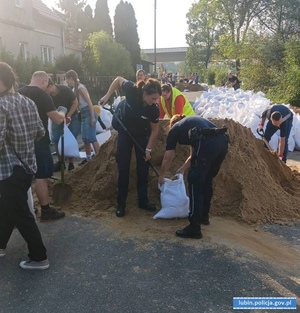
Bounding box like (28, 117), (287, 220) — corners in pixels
(1, 216), (299, 313)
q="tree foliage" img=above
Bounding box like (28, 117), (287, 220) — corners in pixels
(114, 0), (141, 70)
(55, 0), (86, 27)
(82, 31), (134, 77)
(93, 0), (113, 36)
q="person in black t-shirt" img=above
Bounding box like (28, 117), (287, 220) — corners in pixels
(159, 115), (229, 239)
(46, 78), (79, 172)
(19, 71), (66, 222)
(100, 77), (162, 218)
(225, 72), (240, 90)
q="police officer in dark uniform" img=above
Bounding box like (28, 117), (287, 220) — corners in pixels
(159, 115), (229, 239)
(100, 77), (162, 217)
(257, 104), (293, 162)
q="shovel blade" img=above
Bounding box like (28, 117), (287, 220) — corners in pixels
(52, 183), (72, 205)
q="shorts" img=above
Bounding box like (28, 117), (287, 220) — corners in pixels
(80, 106), (97, 143)
(34, 141), (54, 179)
(51, 114), (80, 144)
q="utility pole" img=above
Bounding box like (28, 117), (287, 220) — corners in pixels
(154, 0), (157, 76)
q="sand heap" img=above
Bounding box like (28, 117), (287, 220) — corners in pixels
(63, 119), (300, 224)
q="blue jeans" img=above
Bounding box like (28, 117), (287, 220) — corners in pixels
(34, 141), (54, 179)
(80, 106), (97, 143)
(264, 119), (293, 162)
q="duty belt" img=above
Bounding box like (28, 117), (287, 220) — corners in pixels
(190, 126), (228, 143)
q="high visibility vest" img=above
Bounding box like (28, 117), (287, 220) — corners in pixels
(160, 87), (195, 118)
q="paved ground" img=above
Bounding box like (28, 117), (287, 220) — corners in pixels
(1, 216), (299, 313)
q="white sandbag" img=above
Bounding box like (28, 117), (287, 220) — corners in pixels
(154, 174), (189, 219)
(58, 123), (80, 158)
(96, 130), (111, 145)
(95, 104), (113, 133)
(27, 187), (36, 219)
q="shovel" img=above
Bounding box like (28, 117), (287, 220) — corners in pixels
(53, 123), (73, 204)
(257, 129), (276, 154)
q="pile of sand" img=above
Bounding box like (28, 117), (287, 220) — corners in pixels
(60, 119), (300, 227)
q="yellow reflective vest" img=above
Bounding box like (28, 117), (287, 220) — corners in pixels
(160, 87), (195, 118)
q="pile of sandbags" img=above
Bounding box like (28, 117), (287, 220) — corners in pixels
(193, 87), (300, 151)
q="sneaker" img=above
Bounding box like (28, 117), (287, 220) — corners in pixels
(41, 207), (65, 222)
(78, 159), (88, 166)
(19, 259), (49, 270)
(139, 202), (156, 212)
(0, 249), (5, 257)
(176, 224), (203, 239)
(53, 161), (66, 172)
(68, 163), (75, 172)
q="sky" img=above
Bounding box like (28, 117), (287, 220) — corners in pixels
(42, 0), (196, 49)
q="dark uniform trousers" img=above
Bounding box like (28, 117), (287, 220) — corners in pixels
(116, 131), (150, 208)
(0, 166), (47, 261)
(264, 119), (293, 162)
(188, 134), (228, 225)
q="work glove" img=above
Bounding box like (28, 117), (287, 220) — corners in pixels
(57, 106), (67, 114)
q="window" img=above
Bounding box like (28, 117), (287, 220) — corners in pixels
(41, 46), (53, 64)
(19, 42), (27, 60)
(15, 0), (23, 8)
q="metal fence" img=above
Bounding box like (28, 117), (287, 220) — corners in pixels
(80, 75), (135, 104)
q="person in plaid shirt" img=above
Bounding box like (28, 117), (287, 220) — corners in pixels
(0, 62), (49, 270)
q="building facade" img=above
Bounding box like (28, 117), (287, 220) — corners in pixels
(0, 0), (82, 63)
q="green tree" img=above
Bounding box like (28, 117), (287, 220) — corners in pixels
(114, 0), (141, 70)
(54, 54), (83, 75)
(257, 0), (300, 41)
(55, 0), (86, 27)
(267, 37), (300, 106)
(93, 0), (113, 36)
(77, 4), (94, 39)
(186, 0), (220, 70)
(82, 31), (134, 77)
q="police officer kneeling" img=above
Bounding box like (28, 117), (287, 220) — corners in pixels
(159, 115), (229, 239)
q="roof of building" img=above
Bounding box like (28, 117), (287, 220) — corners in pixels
(32, 0), (66, 24)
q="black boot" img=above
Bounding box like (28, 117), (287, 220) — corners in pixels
(139, 202), (156, 212)
(200, 216), (210, 225)
(176, 223), (202, 239)
(116, 207), (125, 217)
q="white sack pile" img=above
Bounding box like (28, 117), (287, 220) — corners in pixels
(193, 87), (300, 151)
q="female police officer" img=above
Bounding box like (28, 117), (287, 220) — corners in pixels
(159, 115), (228, 239)
(100, 77), (162, 217)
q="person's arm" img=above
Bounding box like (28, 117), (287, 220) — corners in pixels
(47, 110), (65, 125)
(67, 97), (78, 118)
(100, 76), (127, 105)
(145, 122), (159, 160)
(177, 147), (192, 174)
(174, 95), (185, 115)
(159, 150), (175, 185)
(79, 87), (96, 126)
(0, 107), (6, 151)
(278, 137), (285, 158)
(158, 97), (165, 119)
